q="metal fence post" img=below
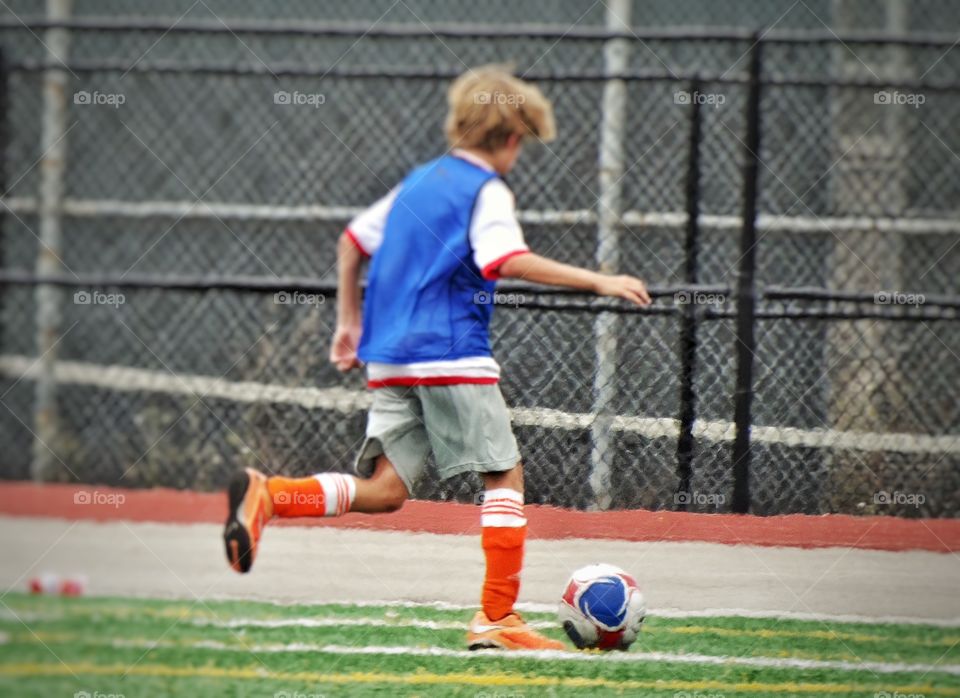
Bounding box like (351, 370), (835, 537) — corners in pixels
(730, 37), (764, 514)
(589, 0), (631, 510)
(675, 78), (703, 510)
(0, 48), (7, 352)
(32, 0), (72, 481)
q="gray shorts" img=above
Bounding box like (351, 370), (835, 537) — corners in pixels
(354, 383), (520, 493)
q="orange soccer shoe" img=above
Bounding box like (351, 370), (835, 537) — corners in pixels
(223, 468), (274, 573)
(467, 610), (565, 651)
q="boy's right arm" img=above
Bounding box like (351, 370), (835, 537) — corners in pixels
(498, 252), (651, 307)
(330, 232), (365, 372)
(329, 187), (398, 372)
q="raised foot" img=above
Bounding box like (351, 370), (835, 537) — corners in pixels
(223, 468), (272, 573)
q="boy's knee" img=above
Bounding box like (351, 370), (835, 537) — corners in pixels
(371, 471), (408, 512)
(482, 462), (524, 492)
(381, 480), (408, 512)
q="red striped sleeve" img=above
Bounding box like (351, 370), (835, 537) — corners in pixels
(481, 249), (530, 280)
(343, 228), (370, 257)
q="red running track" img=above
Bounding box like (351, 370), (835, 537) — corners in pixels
(1, 482), (957, 553)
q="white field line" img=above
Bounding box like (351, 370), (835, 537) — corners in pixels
(5, 196), (960, 234)
(196, 597), (960, 629)
(2, 354), (958, 455)
(96, 637), (960, 677)
(191, 616), (554, 631)
(648, 607), (960, 629)
(0, 608), (57, 623)
(8, 598), (960, 630)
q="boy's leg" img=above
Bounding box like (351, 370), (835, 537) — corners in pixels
(224, 457), (409, 573)
(416, 383), (562, 649)
(225, 386), (426, 573)
(268, 455), (407, 517)
(469, 460), (562, 650)
(479, 464), (526, 621)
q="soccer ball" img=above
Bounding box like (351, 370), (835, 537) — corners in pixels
(558, 563), (646, 650)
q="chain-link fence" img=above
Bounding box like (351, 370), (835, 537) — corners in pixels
(2, 0), (960, 34)
(0, 7), (958, 516)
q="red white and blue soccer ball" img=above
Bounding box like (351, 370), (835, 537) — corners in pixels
(558, 563), (646, 650)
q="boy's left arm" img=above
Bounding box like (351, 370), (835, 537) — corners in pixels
(498, 252), (651, 306)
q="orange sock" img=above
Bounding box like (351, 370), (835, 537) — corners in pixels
(480, 488), (527, 621)
(267, 473), (356, 518)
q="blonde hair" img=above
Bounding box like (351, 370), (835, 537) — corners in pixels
(444, 65), (556, 151)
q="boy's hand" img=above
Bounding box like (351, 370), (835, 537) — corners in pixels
(497, 253), (652, 306)
(330, 324), (362, 372)
(594, 274), (652, 307)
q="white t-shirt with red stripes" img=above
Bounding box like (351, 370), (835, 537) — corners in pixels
(345, 150), (529, 388)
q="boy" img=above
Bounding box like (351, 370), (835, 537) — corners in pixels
(223, 66), (651, 650)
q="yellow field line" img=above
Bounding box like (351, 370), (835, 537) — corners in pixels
(656, 624), (960, 648)
(7, 601), (955, 651)
(1, 661), (958, 696)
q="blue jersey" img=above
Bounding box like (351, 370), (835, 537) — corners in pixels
(357, 155), (501, 365)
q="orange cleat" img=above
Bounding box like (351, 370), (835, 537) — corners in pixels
(467, 610), (566, 651)
(223, 468), (273, 573)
